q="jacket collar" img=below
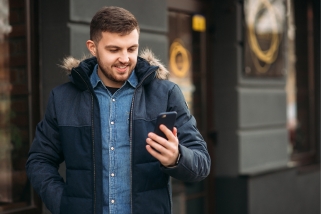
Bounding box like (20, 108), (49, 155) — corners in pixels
(60, 49), (169, 91)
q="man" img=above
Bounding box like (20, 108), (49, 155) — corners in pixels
(26, 6), (210, 214)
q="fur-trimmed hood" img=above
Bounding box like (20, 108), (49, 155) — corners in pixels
(60, 49), (169, 80)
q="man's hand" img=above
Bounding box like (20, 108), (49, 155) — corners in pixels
(146, 125), (179, 167)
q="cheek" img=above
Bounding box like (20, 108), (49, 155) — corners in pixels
(129, 54), (138, 64)
(100, 55), (117, 66)
(130, 58), (137, 65)
(96, 49), (118, 65)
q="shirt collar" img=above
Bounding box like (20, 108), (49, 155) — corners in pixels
(90, 64), (102, 88)
(127, 69), (138, 88)
(90, 64), (138, 89)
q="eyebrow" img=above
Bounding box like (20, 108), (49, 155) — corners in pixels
(105, 44), (139, 49)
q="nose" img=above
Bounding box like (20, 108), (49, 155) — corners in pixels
(118, 51), (129, 63)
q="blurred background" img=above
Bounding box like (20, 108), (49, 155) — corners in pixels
(0, 0), (319, 213)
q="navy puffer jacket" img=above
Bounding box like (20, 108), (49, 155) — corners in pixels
(26, 49), (211, 214)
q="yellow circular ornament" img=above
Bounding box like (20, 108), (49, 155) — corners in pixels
(247, 0), (281, 73)
(169, 40), (190, 77)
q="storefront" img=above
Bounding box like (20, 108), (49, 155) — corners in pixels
(0, 0), (319, 213)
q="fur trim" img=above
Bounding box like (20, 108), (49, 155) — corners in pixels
(59, 57), (80, 72)
(59, 55), (88, 73)
(139, 49), (169, 80)
(60, 49), (169, 80)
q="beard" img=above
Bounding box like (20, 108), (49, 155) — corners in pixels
(96, 57), (135, 86)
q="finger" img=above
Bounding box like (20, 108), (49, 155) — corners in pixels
(146, 137), (167, 154)
(146, 144), (168, 162)
(159, 125), (175, 141)
(146, 145), (174, 166)
(148, 132), (168, 147)
(173, 127), (177, 137)
(146, 137), (179, 167)
(146, 144), (161, 157)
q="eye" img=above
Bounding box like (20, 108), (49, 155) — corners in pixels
(109, 49), (118, 53)
(128, 47), (137, 52)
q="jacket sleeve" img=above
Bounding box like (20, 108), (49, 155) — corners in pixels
(26, 91), (64, 214)
(161, 85), (211, 182)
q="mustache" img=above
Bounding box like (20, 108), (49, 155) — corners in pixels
(114, 62), (131, 67)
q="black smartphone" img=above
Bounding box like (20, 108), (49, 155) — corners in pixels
(154, 111), (177, 139)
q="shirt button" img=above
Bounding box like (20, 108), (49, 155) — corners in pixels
(111, 121), (114, 125)
(111, 199), (115, 204)
(110, 147), (114, 150)
(112, 98), (116, 102)
(111, 173), (115, 177)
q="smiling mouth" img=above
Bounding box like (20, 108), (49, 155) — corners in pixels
(114, 63), (131, 73)
(116, 65), (127, 69)
(115, 65), (127, 73)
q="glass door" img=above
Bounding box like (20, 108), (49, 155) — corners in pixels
(168, 10), (212, 214)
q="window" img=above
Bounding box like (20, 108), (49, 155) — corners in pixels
(286, 0), (319, 166)
(0, 0), (40, 213)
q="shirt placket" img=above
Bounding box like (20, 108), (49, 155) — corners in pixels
(91, 67), (136, 214)
(109, 95), (116, 213)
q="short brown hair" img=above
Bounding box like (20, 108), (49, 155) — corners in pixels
(90, 6), (140, 43)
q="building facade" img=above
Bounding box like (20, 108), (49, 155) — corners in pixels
(0, 0), (319, 213)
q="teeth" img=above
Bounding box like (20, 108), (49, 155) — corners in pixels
(117, 66), (127, 68)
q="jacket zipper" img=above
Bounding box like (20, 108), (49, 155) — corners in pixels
(74, 70), (96, 214)
(75, 66), (156, 214)
(129, 70), (156, 213)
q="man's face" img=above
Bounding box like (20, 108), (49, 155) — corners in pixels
(88, 29), (139, 88)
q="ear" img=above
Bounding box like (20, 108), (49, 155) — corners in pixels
(86, 40), (97, 56)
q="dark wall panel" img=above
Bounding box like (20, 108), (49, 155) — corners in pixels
(69, 0), (168, 65)
(40, 1), (70, 113)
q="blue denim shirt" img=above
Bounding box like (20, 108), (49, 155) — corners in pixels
(90, 65), (138, 214)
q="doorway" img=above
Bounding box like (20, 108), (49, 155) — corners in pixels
(167, 2), (214, 213)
